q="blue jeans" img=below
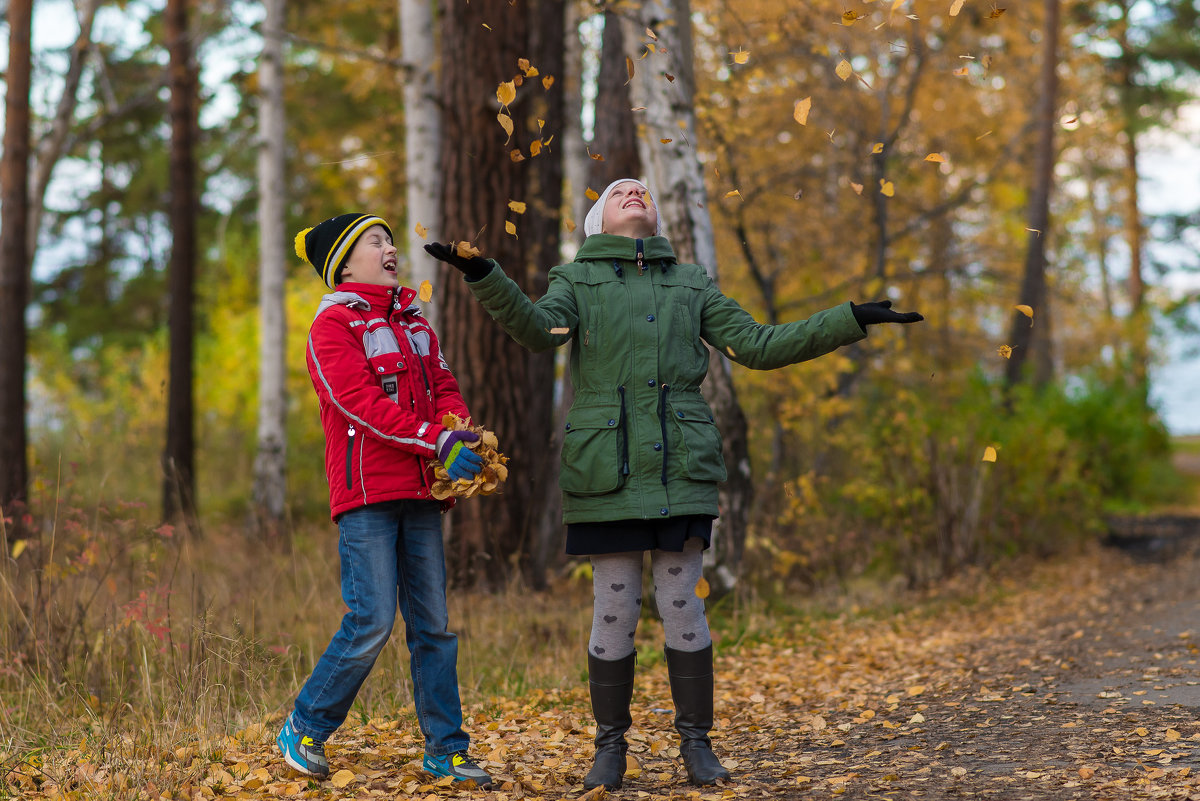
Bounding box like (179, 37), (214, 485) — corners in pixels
(290, 500), (469, 756)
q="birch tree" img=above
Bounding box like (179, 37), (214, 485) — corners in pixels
(619, 0), (750, 595)
(254, 0), (289, 531)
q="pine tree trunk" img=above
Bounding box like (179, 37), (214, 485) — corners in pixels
(0, 0), (34, 531)
(619, 0), (750, 595)
(254, 0), (289, 533)
(163, 0), (199, 527)
(438, 0), (564, 589)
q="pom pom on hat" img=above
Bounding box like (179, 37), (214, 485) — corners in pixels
(296, 213), (392, 288)
(583, 178), (660, 237)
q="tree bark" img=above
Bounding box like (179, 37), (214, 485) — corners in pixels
(1005, 0), (1060, 389)
(438, 0), (563, 590)
(588, 10), (640, 188)
(402, 0), (443, 330)
(163, 0), (200, 527)
(0, 0), (34, 530)
(254, 0), (289, 533)
(619, 0), (750, 596)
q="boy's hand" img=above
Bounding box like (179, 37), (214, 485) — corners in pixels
(437, 430), (485, 480)
(424, 242), (493, 282)
(851, 300), (924, 328)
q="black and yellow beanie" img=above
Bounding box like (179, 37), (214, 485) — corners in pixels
(294, 213), (392, 289)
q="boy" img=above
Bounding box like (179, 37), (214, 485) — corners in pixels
(280, 212), (492, 789)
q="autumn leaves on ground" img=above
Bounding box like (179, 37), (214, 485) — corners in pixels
(5, 449), (1200, 801)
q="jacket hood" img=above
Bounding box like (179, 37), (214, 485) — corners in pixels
(575, 234), (677, 264)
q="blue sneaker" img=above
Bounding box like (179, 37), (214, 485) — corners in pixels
(277, 713), (330, 778)
(423, 751), (493, 789)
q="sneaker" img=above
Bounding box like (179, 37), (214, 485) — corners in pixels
(423, 751), (493, 789)
(277, 712), (330, 778)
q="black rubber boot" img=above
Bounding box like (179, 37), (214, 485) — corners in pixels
(665, 644), (731, 786)
(583, 651), (636, 790)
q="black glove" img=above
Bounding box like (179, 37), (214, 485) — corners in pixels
(850, 299), (924, 328)
(424, 242), (493, 282)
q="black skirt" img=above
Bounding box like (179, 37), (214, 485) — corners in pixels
(566, 515), (715, 555)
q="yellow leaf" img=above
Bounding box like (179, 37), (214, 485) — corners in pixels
(330, 769), (357, 788)
(548, 327), (570, 335)
(872, 142), (884, 154)
(414, 222), (428, 239)
(455, 241), (481, 259)
(626, 56), (635, 83)
(645, 26), (658, 41)
(793, 97), (812, 125)
(660, 138), (673, 144)
(12, 539), (28, 559)
(1166, 729), (1182, 741)
(1014, 304), (1034, 319)
(850, 182), (864, 195)
(585, 187), (599, 201)
(725, 345), (736, 357)
(695, 576), (710, 599)
(497, 112), (514, 140)
(505, 220), (517, 237)
(529, 140), (543, 157)
(724, 189), (742, 200)
(989, 7), (1006, 18)
(731, 48), (750, 64)
(891, 0), (905, 9)
(954, 66), (969, 76)
(418, 280), (433, 303)
(907, 684), (926, 696)
(565, 218), (577, 233)
(542, 74), (555, 90)
(508, 200), (527, 214)
(836, 60), (853, 81)
(588, 148), (605, 161)
(950, 0), (966, 15)
(510, 149), (525, 163)
(879, 179), (895, 197)
(496, 80), (516, 106)
(1135, 727), (1149, 737)
(925, 153), (946, 163)
(842, 10), (863, 25)
(982, 446), (997, 463)
(997, 344), (1013, 359)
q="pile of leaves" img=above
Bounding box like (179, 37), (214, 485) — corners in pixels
(430, 413), (509, 500)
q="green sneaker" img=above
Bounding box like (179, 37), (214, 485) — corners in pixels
(423, 751), (493, 789)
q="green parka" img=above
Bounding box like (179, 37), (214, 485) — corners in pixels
(467, 234), (866, 524)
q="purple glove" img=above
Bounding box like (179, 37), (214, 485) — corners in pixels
(438, 430), (484, 480)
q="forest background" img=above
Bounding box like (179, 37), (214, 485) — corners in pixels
(2, 0), (1200, 793)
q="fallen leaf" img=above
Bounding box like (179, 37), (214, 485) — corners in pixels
(418, 281), (433, 303)
(330, 769), (357, 789)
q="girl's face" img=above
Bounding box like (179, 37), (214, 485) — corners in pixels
(601, 182), (658, 238)
(338, 225), (398, 287)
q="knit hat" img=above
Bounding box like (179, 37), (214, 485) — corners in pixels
(583, 178), (661, 237)
(295, 213), (393, 288)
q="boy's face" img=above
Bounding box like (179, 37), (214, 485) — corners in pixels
(338, 225), (398, 287)
(602, 182), (658, 239)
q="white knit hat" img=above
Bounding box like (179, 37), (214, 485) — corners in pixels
(583, 178), (661, 237)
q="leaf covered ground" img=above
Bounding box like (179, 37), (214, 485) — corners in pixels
(8, 540), (1200, 800)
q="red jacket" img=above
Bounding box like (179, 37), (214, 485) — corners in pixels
(307, 282), (470, 519)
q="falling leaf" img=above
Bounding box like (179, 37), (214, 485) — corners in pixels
(505, 221), (517, 238)
(976, 130), (993, 140)
(529, 140), (543, 157)
(726, 345), (737, 357)
(842, 10), (864, 25)
(588, 148), (605, 161)
(891, 0), (905, 9)
(950, 0), (966, 15)
(626, 56), (635, 84)
(793, 97), (812, 125)
(1026, 227), (1042, 237)
(497, 112), (514, 140)
(724, 189), (743, 200)
(418, 280), (433, 303)
(645, 27), (658, 41)
(508, 200), (527, 214)
(695, 576), (710, 599)
(954, 66), (970, 76)
(565, 219), (576, 233)
(455, 241), (482, 259)
(585, 187), (599, 201)
(660, 138), (674, 144)
(496, 80), (516, 106)
(665, 73), (676, 83)
(997, 344), (1013, 359)
(414, 222), (428, 239)
(481, 22), (491, 30)
(988, 6), (1007, 18)
(982, 445), (998, 462)
(11, 539), (26, 559)
(925, 153), (946, 163)
(1014, 304), (1034, 319)
(872, 142), (885, 154)
(542, 75), (555, 90)
(548, 327), (570, 335)
(793, 189), (804, 200)
(836, 60), (853, 81)
(509, 149), (525, 163)
(851, 182), (864, 195)
(879, 179), (895, 197)
(731, 49), (750, 64)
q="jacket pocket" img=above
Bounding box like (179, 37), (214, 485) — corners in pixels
(560, 403), (626, 496)
(669, 398), (728, 482)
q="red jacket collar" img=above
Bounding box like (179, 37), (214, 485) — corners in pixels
(333, 282), (418, 310)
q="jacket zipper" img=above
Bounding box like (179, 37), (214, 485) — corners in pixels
(636, 238), (645, 274)
(657, 384), (670, 485)
(345, 423), (356, 490)
(618, 385), (630, 477)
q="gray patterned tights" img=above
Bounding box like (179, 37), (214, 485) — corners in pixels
(588, 538), (711, 660)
